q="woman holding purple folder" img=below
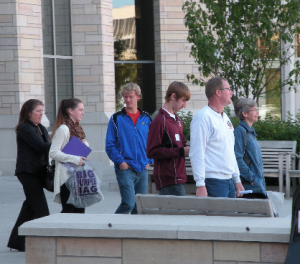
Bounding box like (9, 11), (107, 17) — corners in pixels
(49, 98), (88, 213)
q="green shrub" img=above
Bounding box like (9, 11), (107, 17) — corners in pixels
(223, 106), (231, 118)
(254, 112), (300, 146)
(151, 110), (193, 140)
(158, 108), (300, 149)
(232, 112), (300, 151)
(177, 110), (193, 140)
(224, 106), (240, 127)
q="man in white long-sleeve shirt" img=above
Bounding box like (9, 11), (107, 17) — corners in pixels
(190, 77), (244, 197)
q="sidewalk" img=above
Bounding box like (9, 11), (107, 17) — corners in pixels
(0, 176), (293, 264)
(0, 176), (121, 264)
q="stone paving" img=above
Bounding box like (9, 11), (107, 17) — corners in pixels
(0, 176), (120, 264)
(0, 176), (293, 264)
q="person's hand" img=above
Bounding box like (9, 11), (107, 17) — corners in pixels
(235, 182), (245, 197)
(196, 186), (207, 197)
(145, 163), (150, 169)
(184, 146), (190, 157)
(119, 162), (131, 170)
(78, 157), (87, 166)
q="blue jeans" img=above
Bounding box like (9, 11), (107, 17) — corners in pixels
(205, 178), (236, 198)
(159, 184), (186, 196)
(115, 168), (148, 214)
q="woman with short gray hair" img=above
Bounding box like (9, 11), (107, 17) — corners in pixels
(233, 98), (267, 198)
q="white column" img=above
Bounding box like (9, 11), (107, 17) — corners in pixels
(281, 37), (296, 120)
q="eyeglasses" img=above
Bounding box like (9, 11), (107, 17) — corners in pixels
(218, 87), (233, 91)
(249, 108), (259, 112)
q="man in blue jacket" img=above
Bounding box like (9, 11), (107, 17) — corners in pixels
(105, 83), (153, 214)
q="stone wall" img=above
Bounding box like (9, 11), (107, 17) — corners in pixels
(20, 213), (291, 264)
(0, 0), (44, 175)
(0, 0), (116, 176)
(153, 0), (207, 110)
(26, 237), (288, 264)
(72, 0), (115, 114)
(71, 0), (115, 176)
(0, 0), (44, 115)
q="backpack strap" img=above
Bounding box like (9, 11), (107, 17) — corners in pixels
(241, 126), (251, 166)
(112, 110), (123, 141)
(244, 131), (248, 157)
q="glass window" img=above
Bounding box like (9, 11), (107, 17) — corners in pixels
(257, 33), (280, 59)
(55, 0), (72, 56)
(113, 0), (154, 61)
(257, 33), (281, 119)
(42, 0), (54, 55)
(44, 58), (55, 132)
(57, 59), (73, 102)
(258, 68), (281, 119)
(113, 0), (156, 114)
(42, 0), (73, 131)
(135, 0), (155, 61)
(115, 63), (156, 114)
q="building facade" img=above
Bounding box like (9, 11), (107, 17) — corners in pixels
(0, 0), (299, 176)
(0, 0), (207, 176)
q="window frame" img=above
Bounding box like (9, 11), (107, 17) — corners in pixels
(42, 0), (75, 112)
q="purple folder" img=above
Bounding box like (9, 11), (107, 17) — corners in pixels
(62, 136), (92, 158)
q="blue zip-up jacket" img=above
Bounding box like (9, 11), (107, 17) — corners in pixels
(234, 120), (266, 194)
(105, 107), (153, 173)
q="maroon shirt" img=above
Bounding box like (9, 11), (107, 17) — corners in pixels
(147, 108), (187, 190)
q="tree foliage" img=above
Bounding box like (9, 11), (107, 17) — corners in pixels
(229, 112), (300, 151)
(182, 0), (300, 102)
(177, 110), (193, 140)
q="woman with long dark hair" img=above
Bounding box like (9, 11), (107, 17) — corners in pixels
(8, 99), (51, 252)
(49, 98), (88, 213)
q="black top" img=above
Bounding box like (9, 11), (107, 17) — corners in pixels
(15, 120), (51, 177)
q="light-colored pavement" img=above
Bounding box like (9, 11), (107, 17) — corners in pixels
(0, 175), (293, 264)
(0, 175), (121, 264)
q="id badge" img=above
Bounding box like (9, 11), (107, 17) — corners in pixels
(175, 134), (180, 141)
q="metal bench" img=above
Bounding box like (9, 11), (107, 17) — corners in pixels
(258, 140), (296, 194)
(136, 194), (274, 217)
(285, 153), (300, 198)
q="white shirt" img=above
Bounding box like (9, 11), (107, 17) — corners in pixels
(189, 105), (240, 187)
(49, 125), (89, 204)
(162, 108), (176, 120)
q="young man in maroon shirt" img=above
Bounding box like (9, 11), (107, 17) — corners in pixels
(147, 81), (191, 196)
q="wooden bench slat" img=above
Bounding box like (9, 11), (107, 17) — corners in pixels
(257, 141), (296, 148)
(261, 155), (283, 158)
(261, 149), (294, 151)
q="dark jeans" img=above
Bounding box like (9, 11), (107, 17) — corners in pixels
(7, 173), (50, 250)
(115, 168), (148, 214)
(205, 178), (236, 198)
(159, 183), (186, 196)
(60, 183), (85, 214)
